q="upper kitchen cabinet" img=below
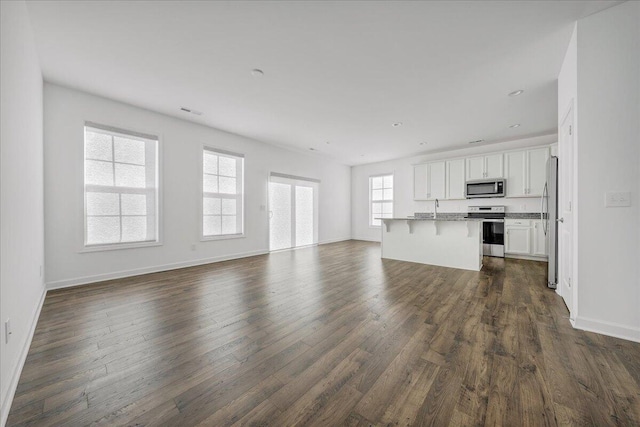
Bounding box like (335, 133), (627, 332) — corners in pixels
(413, 161), (445, 200)
(505, 147), (549, 197)
(446, 158), (466, 199)
(466, 153), (503, 180)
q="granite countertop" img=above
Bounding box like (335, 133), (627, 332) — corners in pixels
(379, 212), (543, 221)
(378, 216), (483, 222)
(506, 212), (544, 219)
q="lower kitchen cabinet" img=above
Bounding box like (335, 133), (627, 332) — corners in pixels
(505, 219), (547, 257)
(532, 220), (547, 256)
(505, 222), (531, 255)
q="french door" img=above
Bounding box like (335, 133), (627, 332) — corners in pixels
(269, 173), (319, 251)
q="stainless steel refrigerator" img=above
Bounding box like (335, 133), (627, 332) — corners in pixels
(542, 156), (559, 289)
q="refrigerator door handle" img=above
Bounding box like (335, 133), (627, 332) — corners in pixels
(541, 183), (548, 235)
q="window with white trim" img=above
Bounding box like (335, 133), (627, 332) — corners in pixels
(84, 123), (159, 247)
(202, 147), (244, 238)
(370, 174), (393, 227)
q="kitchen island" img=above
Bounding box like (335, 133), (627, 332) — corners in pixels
(379, 217), (483, 271)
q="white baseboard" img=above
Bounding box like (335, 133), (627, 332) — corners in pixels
(1, 288), (47, 427)
(504, 254), (548, 261)
(351, 237), (381, 243)
(318, 237), (352, 245)
(46, 249), (269, 291)
(573, 316), (640, 343)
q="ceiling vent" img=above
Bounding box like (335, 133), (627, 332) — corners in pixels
(180, 107), (203, 116)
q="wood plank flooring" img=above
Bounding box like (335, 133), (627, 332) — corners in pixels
(7, 240), (640, 426)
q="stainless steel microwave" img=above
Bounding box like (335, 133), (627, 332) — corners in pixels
(465, 179), (506, 198)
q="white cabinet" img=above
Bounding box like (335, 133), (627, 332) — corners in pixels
(532, 220), (547, 256)
(527, 147), (548, 196)
(505, 151), (526, 198)
(505, 219), (547, 257)
(466, 154), (503, 180)
(428, 161), (446, 200)
(505, 222), (531, 255)
(446, 159), (465, 199)
(466, 156), (485, 180)
(504, 147), (549, 197)
(485, 154), (503, 179)
(413, 161), (445, 200)
(414, 164), (428, 200)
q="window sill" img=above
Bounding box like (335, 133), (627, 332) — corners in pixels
(201, 234), (246, 242)
(79, 241), (162, 253)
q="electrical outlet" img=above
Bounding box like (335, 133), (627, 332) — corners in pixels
(605, 191), (631, 207)
(5, 319), (11, 343)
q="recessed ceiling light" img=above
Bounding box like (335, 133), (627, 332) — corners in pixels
(508, 90), (524, 97)
(392, 122), (403, 128)
(468, 139), (485, 144)
(419, 142), (427, 146)
(251, 69), (264, 77)
(309, 147), (316, 151)
(325, 141), (331, 145)
(509, 123), (521, 128)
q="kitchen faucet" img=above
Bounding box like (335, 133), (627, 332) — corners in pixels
(434, 199), (439, 219)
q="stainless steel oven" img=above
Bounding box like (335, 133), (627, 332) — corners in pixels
(467, 206), (505, 257)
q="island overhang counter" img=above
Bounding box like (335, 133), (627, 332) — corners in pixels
(379, 218), (483, 271)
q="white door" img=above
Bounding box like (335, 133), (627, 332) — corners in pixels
(269, 174), (319, 251)
(559, 107), (574, 316)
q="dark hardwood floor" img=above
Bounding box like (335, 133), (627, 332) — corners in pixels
(7, 240), (640, 426)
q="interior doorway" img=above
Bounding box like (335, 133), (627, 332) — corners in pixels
(269, 173), (319, 251)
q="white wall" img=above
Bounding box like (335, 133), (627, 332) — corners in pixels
(558, 23), (577, 124)
(351, 134), (557, 242)
(0, 1), (45, 424)
(44, 84), (351, 288)
(573, 0), (640, 341)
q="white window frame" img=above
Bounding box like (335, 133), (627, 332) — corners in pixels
(81, 122), (162, 252)
(200, 145), (245, 241)
(369, 173), (394, 228)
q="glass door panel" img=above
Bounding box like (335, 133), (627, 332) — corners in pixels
(269, 182), (292, 251)
(295, 186), (314, 247)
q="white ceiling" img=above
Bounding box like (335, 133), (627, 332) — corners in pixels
(26, 1), (618, 165)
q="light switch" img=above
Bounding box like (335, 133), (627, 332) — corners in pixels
(605, 191), (631, 207)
